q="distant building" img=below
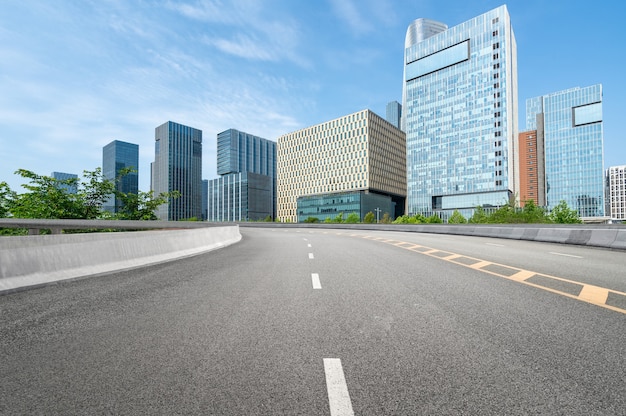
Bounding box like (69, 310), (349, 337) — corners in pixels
(51, 171), (78, 194)
(526, 85), (605, 217)
(606, 166), (626, 220)
(207, 172), (273, 221)
(517, 130), (545, 207)
(207, 129), (276, 221)
(386, 101), (402, 130)
(402, 5), (519, 218)
(151, 121), (203, 221)
(277, 109), (406, 223)
(102, 140), (139, 213)
(201, 179), (208, 221)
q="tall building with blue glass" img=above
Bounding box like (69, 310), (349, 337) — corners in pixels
(402, 6), (519, 218)
(51, 171), (78, 194)
(208, 129), (276, 221)
(102, 140), (139, 213)
(386, 101), (402, 129)
(152, 121), (203, 221)
(526, 85), (605, 217)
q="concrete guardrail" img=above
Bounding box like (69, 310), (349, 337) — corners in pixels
(237, 222), (626, 250)
(0, 222), (241, 294)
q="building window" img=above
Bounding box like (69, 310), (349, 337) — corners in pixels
(493, 42), (500, 49)
(493, 53), (499, 60)
(493, 30), (499, 36)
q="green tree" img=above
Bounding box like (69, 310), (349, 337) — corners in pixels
(363, 211), (376, 224)
(521, 200), (549, 223)
(345, 212), (360, 223)
(303, 216), (319, 223)
(0, 181), (14, 218)
(9, 169), (89, 219)
(392, 215), (410, 224)
(332, 212), (344, 223)
(469, 206), (489, 223)
(115, 189), (179, 220)
(381, 212), (392, 224)
(448, 210), (467, 224)
(550, 200), (582, 224)
(426, 214), (443, 224)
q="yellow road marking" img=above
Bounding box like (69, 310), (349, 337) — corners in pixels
(353, 234), (626, 315)
(579, 285), (609, 304)
(508, 270), (535, 282)
(469, 261), (491, 270)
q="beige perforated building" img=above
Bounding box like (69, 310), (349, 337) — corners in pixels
(277, 109), (406, 223)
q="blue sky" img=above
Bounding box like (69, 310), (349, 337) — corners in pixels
(1, 0), (624, 192)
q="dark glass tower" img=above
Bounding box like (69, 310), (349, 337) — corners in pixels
(152, 121), (202, 221)
(102, 140), (139, 213)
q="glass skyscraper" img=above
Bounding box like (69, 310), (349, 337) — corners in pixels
(102, 140), (139, 213)
(209, 129), (276, 220)
(386, 101), (402, 129)
(207, 172), (273, 221)
(402, 6), (518, 218)
(152, 121), (203, 221)
(51, 171), (78, 194)
(526, 85), (605, 217)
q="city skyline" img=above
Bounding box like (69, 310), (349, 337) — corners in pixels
(1, 0), (624, 193)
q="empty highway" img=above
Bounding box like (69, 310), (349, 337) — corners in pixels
(1, 227), (625, 415)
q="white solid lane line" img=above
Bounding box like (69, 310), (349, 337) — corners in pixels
(312, 273), (322, 289)
(323, 358), (354, 416)
(486, 243), (505, 247)
(549, 252), (583, 259)
(309, 253), (315, 259)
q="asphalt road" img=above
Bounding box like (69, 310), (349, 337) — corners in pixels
(1, 227), (625, 415)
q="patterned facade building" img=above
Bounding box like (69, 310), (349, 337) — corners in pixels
(517, 130), (545, 207)
(606, 166), (626, 220)
(277, 109), (406, 223)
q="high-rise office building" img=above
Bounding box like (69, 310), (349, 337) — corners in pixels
(386, 101), (402, 129)
(217, 129), (276, 177)
(208, 129), (276, 221)
(518, 130), (545, 207)
(201, 179), (208, 221)
(526, 85), (605, 217)
(151, 121), (203, 221)
(277, 109), (406, 223)
(51, 171), (78, 194)
(102, 140), (139, 213)
(402, 5), (519, 218)
(207, 172), (273, 221)
(607, 166), (626, 221)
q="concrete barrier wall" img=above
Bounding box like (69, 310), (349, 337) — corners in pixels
(0, 226), (241, 293)
(238, 222), (626, 250)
